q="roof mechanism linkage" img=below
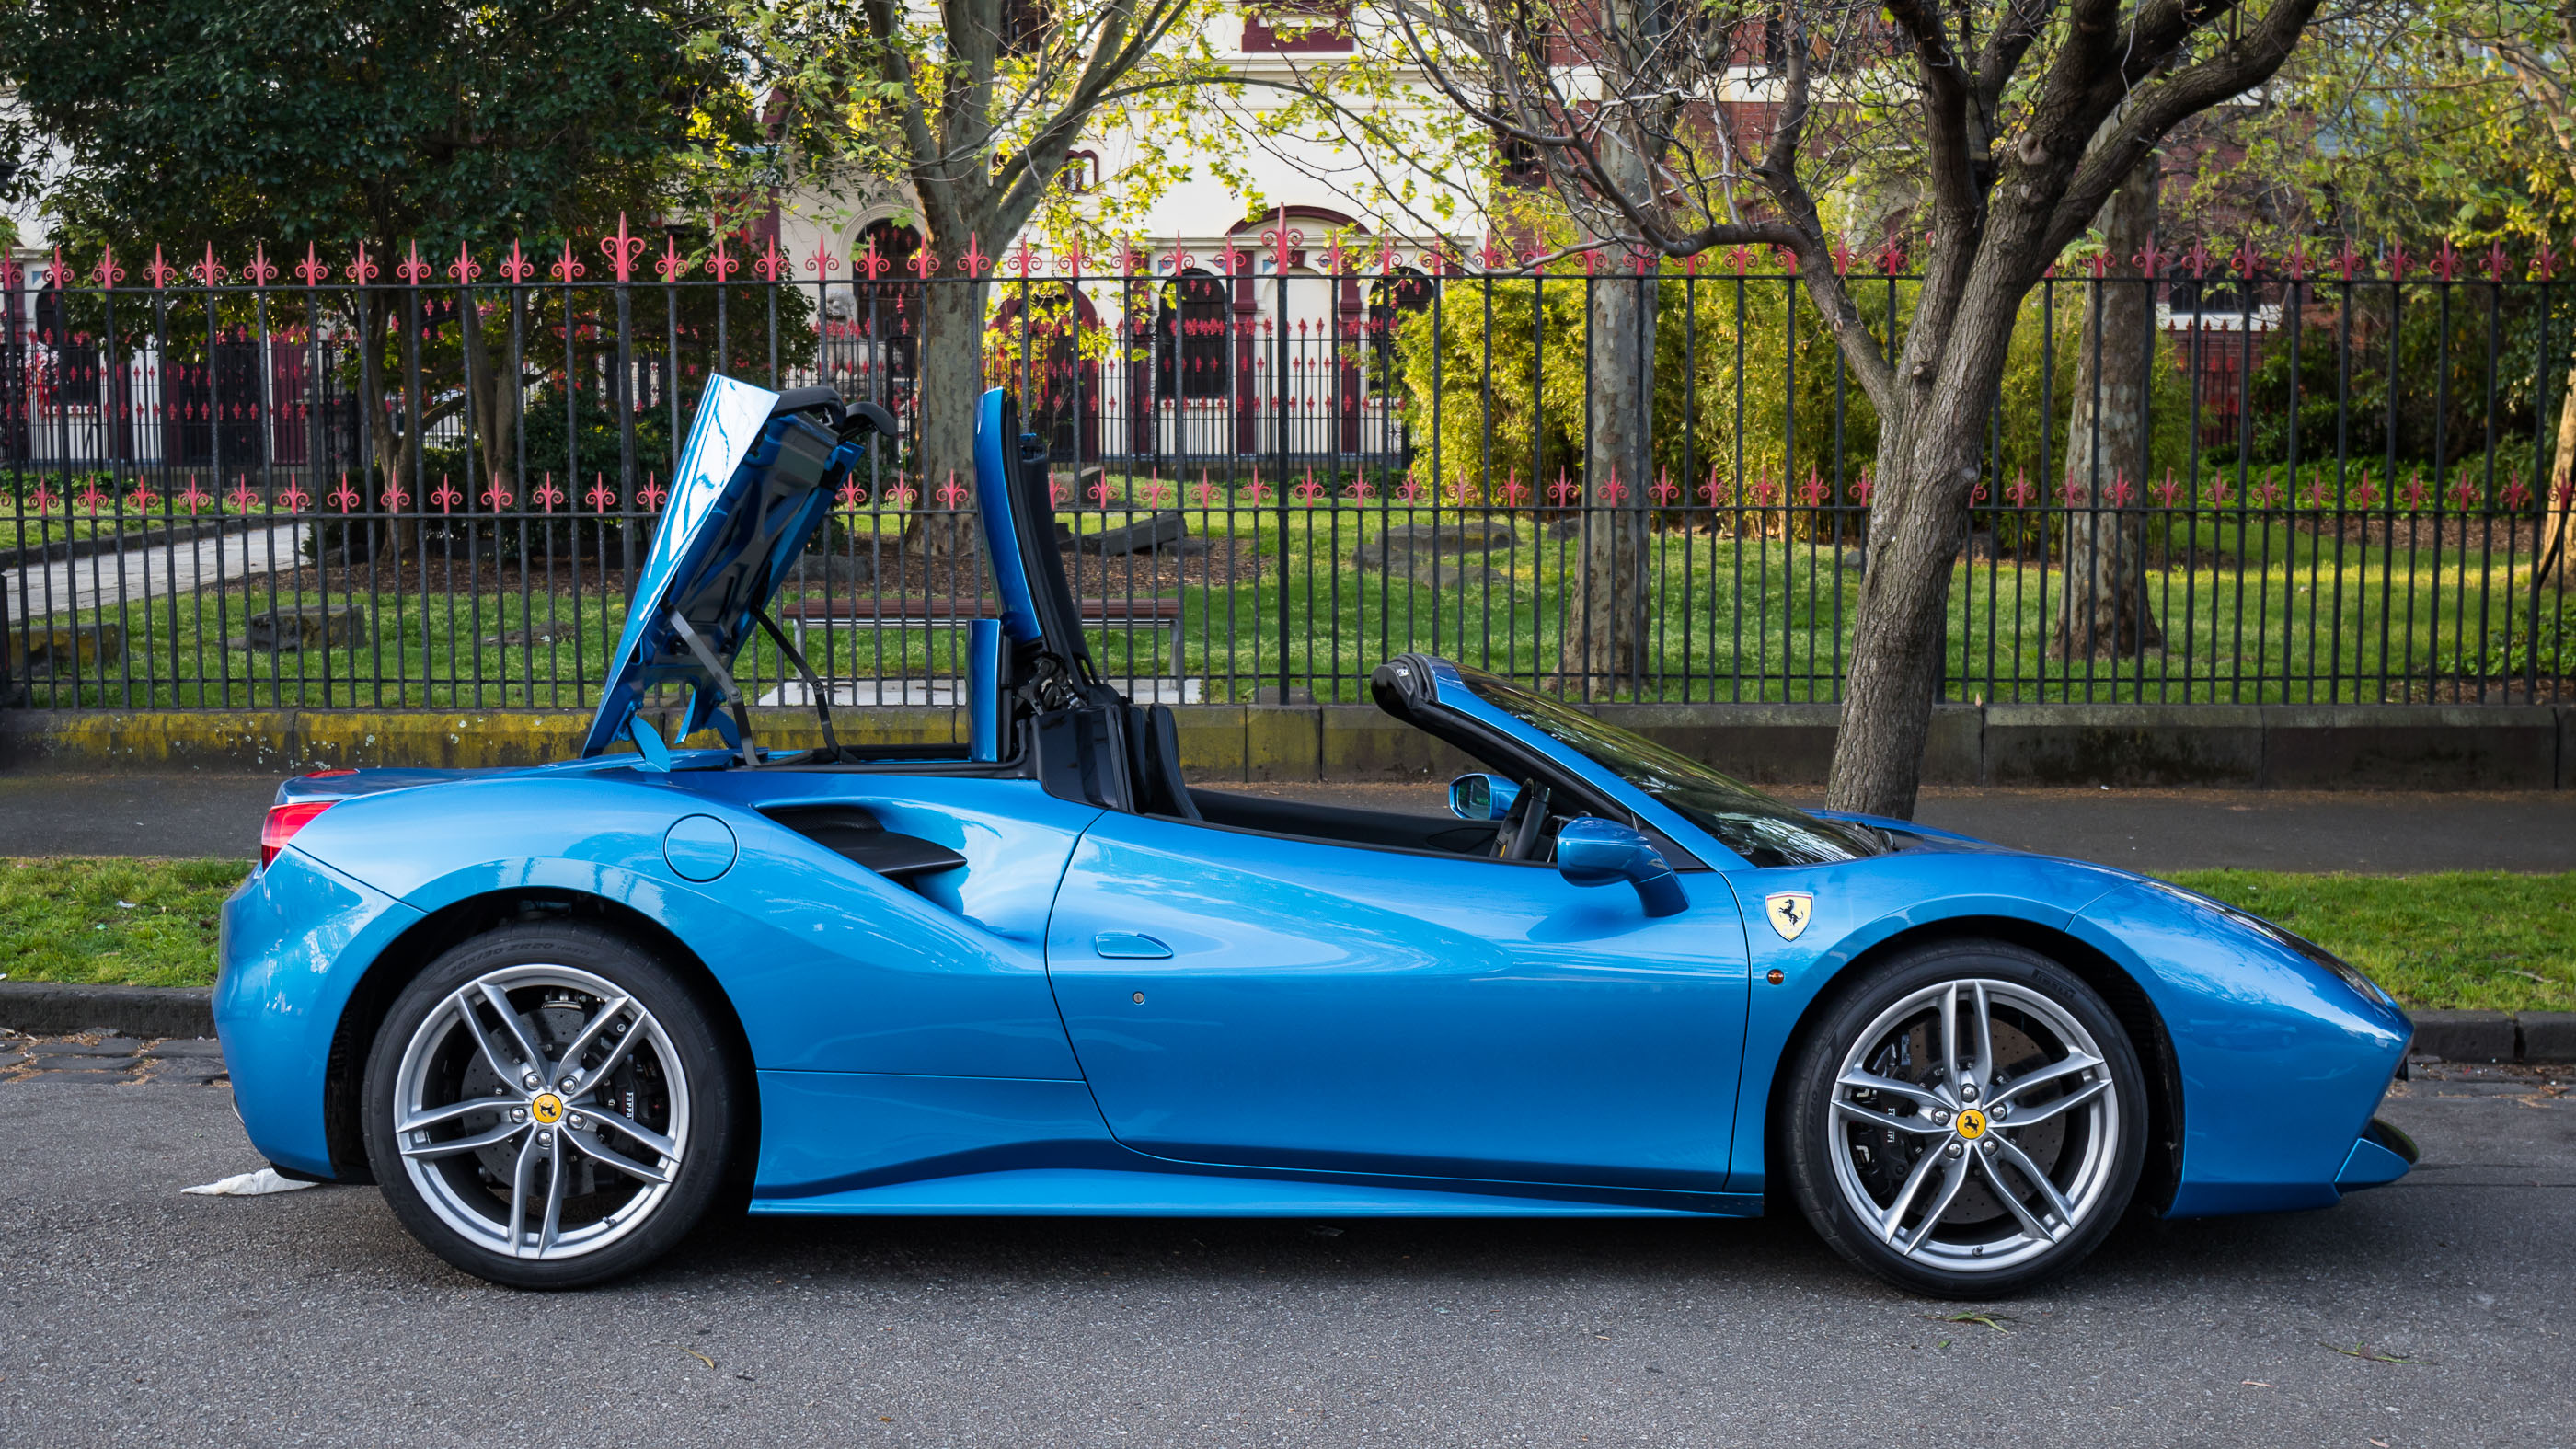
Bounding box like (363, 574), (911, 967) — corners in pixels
(666, 610), (761, 768)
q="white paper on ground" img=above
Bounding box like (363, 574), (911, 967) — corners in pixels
(183, 1167), (316, 1197)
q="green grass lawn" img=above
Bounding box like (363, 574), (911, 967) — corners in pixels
(13, 502), (2559, 708)
(7, 857), (2569, 1015)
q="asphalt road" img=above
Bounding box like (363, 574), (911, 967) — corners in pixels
(2, 1066), (2568, 1447)
(5, 770), (2573, 872)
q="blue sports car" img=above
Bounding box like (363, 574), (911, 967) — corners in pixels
(217, 377), (2418, 1295)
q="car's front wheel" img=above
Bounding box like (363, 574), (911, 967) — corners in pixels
(361, 923), (742, 1289)
(1782, 939), (2146, 1296)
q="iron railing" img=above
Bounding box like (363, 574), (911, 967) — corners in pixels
(3, 233), (2570, 711)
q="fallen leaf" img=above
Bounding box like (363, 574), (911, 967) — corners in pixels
(2324, 1340), (2420, 1364)
(1926, 1311), (2014, 1334)
(684, 1348), (715, 1370)
(2240, 1380), (2271, 1387)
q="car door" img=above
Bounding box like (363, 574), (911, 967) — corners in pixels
(1044, 811), (1751, 1192)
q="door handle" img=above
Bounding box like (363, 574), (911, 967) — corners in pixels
(1093, 931), (1173, 960)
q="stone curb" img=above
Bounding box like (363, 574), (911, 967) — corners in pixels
(2409, 1009), (2576, 1064)
(0, 982), (214, 1039)
(2, 983), (2567, 1064)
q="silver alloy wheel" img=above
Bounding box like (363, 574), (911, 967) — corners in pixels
(1825, 977), (2122, 1274)
(390, 963), (691, 1261)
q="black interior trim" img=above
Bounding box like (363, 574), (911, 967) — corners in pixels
(761, 804), (967, 884)
(1131, 705), (1201, 822)
(1188, 788), (1505, 858)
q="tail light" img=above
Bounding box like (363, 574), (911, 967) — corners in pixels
(259, 800), (337, 868)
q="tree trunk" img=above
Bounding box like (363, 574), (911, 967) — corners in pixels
(2542, 359), (2576, 588)
(2053, 154), (2165, 658)
(909, 274), (992, 580)
(1826, 270), (2033, 821)
(1557, 259), (1656, 696)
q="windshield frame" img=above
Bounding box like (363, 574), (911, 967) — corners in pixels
(1433, 661), (1886, 870)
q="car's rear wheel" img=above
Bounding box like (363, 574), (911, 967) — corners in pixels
(1782, 939), (2145, 1297)
(361, 923), (742, 1289)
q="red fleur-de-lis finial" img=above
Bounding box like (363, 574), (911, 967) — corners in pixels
(2133, 235), (2164, 279)
(226, 477), (261, 514)
(294, 243), (328, 286)
(937, 470), (970, 508)
(909, 242), (941, 281)
(2231, 236), (2262, 277)
(803, 232), (839, 277)
(638, 474), (667, 511)
(2538, 242), (2558, 282)
(550, 237), (586, 283)
(380, 475), (411, 511)
(534, 474), (565, 512)
(277, 481), (311, 512)
(241, 244), (278, 286)
(603, 213), (647, 282)
(1062, 236), (1086, 276)
(146, 245), (178, 288)
(448, 241), (481, 285)
(430, 476), (462, 512)
(173, 477), (210, 513)
(395, 241), (431, 283)
(857, 236), (886, 280)
(1008, 239), (1037, 278)
(656, 233), (686, 282)
(93, 244), (125, 288)
(706, 233), (737, 282)
(2335, 237), (2363, 280)
(2283, 243), (2310, 281)
(2388, 239), (2411, 282)
(586, 475), (616, 512)
(755, 232), (787, 281)
(498, 240), (533, 284)
(340, 241), (376, 285)
(2487, 243), (2512, 282)
(2432, 238), (2460, 282)
(961, 234), (992, 276)
(329, 475), (361, 512)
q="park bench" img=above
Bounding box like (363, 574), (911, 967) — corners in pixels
(777, 594), (1190, 677)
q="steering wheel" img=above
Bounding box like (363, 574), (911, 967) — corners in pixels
(1492, 782), (1553, 861)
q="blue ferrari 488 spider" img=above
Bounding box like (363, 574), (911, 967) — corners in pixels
(217, 376), (2418, 1294)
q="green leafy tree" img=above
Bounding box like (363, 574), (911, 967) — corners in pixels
(0, 0), (754, 523)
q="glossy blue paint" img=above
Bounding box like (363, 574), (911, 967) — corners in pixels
(661, 814), (738, 880)
(966, 617), (1005, 761)
(215, 847), (423, 1176)
(972, 388), (1042, 646)
(2336, 1128), (2414, 1190)
(1554, 818), (1688, 917)
(1092, 931), (1173, 960)
(2066, 880), (2409, 1215)
(754, 1168), (1755, 1218)
(1446, 772), (1519, 821)
(1042, 811), (1749, 1191)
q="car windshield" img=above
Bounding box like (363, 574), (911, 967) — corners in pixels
(1455, 667), (1885, 868)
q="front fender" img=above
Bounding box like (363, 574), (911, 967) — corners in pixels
(2067, 880), (2410, 1215)
(1721, 849), (2133, 1194)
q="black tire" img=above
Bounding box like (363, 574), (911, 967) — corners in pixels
(361, 922), (745, 1289)
(1781, 938), (2146, 1297)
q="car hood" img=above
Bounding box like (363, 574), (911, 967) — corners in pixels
(577, 376), (866, 759)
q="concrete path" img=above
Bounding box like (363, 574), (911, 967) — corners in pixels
(0, 1061), (2565, 1446)
(6, 522), (305, 619)
(2, 770), (2570, 870)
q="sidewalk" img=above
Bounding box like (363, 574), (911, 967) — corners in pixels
(2, 768), (2569, 871)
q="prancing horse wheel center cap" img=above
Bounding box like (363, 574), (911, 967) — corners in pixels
(529, 1093), (566, 1126)
(1953, 1108), (1989, 1140)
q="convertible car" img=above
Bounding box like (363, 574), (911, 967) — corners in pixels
(217, 376), (2418, 1295)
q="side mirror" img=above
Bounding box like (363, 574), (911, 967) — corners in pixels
(1555, 818), (1688, 918)
(1447, 772), (1521, 822)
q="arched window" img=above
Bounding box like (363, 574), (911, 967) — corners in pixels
(1363, 268), (1433, 395)
(1155, 269), (1229, 399)
(840, 220), (924, 388)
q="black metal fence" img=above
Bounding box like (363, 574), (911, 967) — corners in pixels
(4, 233), (2570, 711)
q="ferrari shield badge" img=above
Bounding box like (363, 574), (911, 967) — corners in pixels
(1765, 891), (1815, 941)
